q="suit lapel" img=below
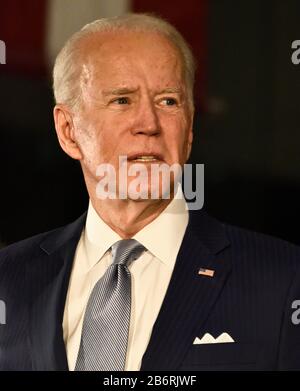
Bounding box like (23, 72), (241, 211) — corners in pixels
(28, 213), (86, 370)
(141, 210), (232, 370)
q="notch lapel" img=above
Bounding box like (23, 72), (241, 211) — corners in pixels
(28, 213), (86, 370)
(141, 211), (232, 370)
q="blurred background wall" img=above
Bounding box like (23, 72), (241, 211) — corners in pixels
(0, 0), (299, 246)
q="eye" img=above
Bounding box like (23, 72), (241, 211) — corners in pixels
(161, 97), (178, 106)
(113, 97), (129, 105)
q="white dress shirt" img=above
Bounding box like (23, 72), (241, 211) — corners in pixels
(62, 190), (188, 370)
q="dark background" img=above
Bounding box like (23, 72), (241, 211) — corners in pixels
(0, 0), (299, 246)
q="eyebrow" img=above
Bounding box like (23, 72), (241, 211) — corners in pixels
(102, 88), (139, 96)
(158, 87), (182, 94)
(102, 87), (182, 97)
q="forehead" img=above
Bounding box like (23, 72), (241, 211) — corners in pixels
(78, 30), (184, 91)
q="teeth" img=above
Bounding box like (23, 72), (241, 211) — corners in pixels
(133, 156), (158, 162)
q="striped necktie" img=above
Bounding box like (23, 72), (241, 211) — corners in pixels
(75, 239), (145, 371)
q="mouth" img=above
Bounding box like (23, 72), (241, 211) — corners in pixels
(127, 153), (164, 163)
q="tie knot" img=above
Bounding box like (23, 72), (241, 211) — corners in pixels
(111, 239), (145, 267)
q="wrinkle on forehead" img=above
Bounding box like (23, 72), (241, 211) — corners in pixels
(77, 30), (186, 104)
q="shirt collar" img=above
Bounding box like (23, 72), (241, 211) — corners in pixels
(133, 187), (188, 268)
(83, 202), (122, 271)
(83, 186), (189, 271)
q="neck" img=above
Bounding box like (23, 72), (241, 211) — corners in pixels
(89, 196), (173, 238)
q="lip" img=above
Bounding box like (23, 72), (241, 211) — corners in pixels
(126, 152), (164, 162)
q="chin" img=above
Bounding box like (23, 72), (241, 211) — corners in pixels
(123, 180), (176, 202)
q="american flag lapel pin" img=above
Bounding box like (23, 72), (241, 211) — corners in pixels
(198, 267), (215, 277)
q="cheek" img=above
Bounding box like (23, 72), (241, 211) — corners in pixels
(162, 116), (190, 153)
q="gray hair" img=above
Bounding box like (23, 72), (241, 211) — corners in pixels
(53, 13), (196, 110)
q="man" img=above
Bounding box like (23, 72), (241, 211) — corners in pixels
(0, 13), (300, 371)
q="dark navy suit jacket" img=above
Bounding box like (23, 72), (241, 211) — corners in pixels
(1, 209), (300, 370)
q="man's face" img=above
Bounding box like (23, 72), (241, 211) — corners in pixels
(71, 30), (193, 200)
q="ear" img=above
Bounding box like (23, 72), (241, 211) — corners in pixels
(53, 104), (83, 160)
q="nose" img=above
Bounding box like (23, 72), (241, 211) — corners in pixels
(131, 97), (161, 137)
